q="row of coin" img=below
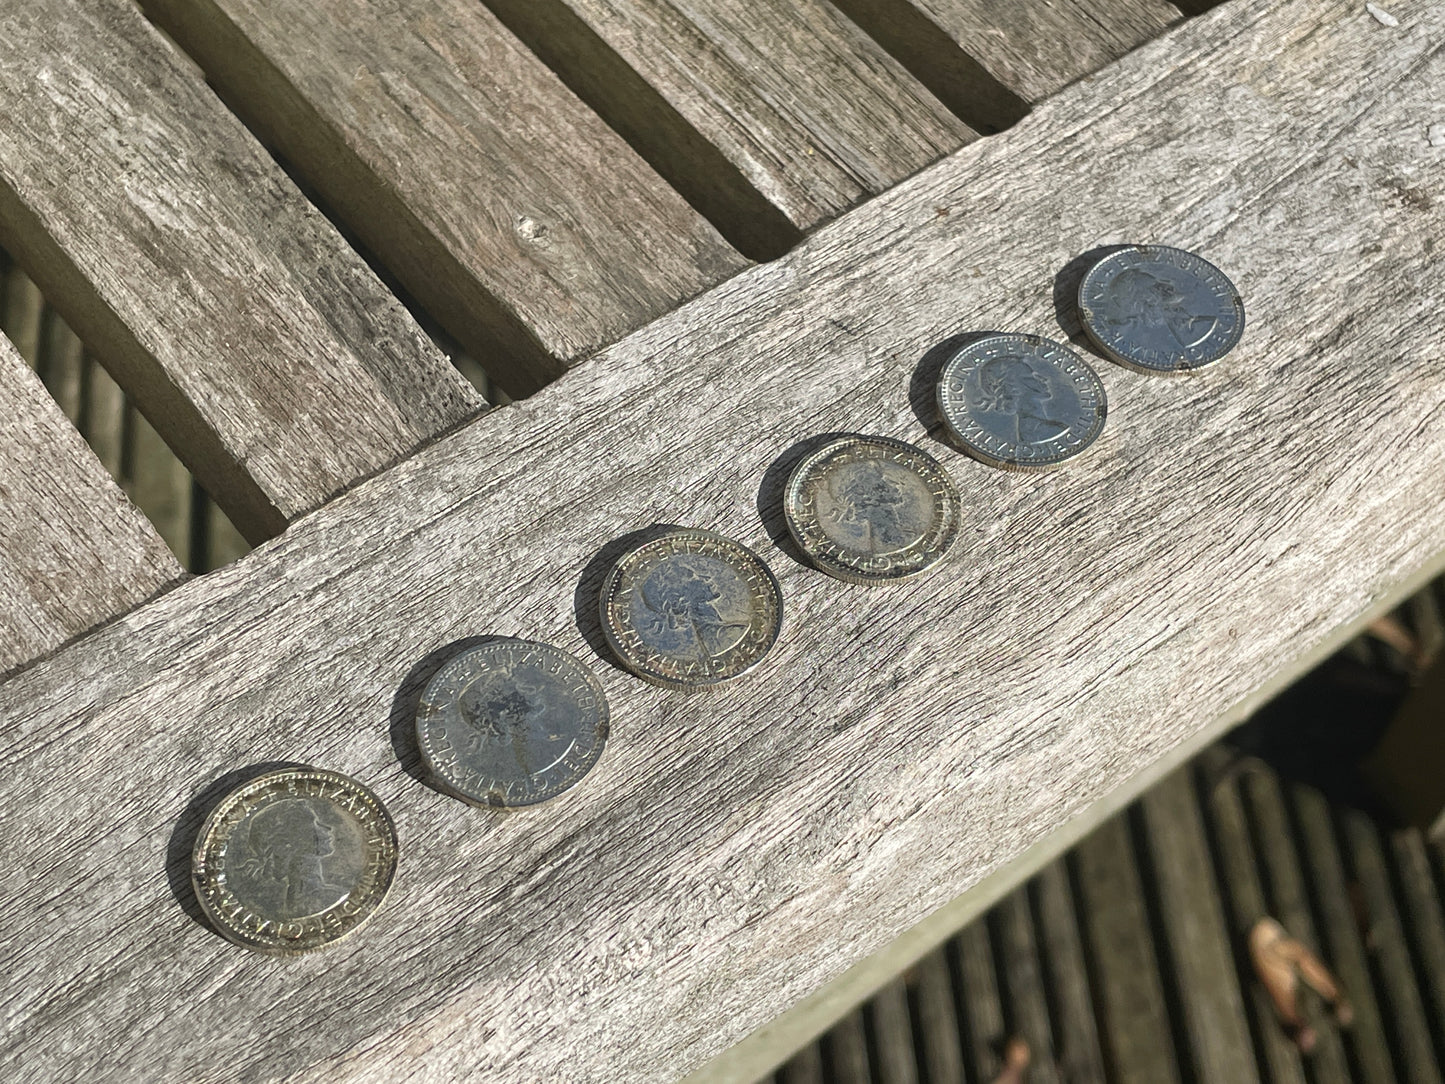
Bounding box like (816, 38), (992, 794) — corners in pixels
(191, 244), (1245, 954)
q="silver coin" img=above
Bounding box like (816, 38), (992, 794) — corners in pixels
(601, 529), (783, 691)
(416, 638), (609, 807)
(936, 333), (1107, 471)
(784, 435), (960, 585)
(1078, 245), (1245, 373)
(191, 767), (397, 955)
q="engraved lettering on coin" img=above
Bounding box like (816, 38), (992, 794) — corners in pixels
(601, 529), (782, 690)
(936, 333), (1107, 471)
(1078, 245), (1244, 372)
(785, 435), (960, 584)
(416, 639), (609, 807)
(191, 767), (397, 955)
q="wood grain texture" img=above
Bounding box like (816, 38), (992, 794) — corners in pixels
(0, 335), (181, 675)
(1287, 781), (1397, 1084)
(1031, 862), (1106, 1084)
(1238, 767), (1353, 1078)
(830, 0), (1181, 116)
(1338, 808), (1444, 1084)
(1073, 820), (1181, 1084)
(479, 0), (974, 241)
(0, 0), (482, 543)
(142, 0), (747, 397)
(2, 1), (1445, 1080)
(1201, 761), (1308, 1084)
(1138, 771), (1260, 1084)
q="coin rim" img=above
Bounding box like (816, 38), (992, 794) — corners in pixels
(190, 766), (398, 956)
(1076, 244), (1246, 374)
(414, 637), (611, 808)
(934, 332), (1108, 472)
(599, 528), (784, 691)
(783, 434), (961, 585)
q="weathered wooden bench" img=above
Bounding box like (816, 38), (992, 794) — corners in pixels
(2, 0), (1442, 1080)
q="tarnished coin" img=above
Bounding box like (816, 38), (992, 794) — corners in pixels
(601, 529), (783, 690)
(936, 332), (1107, 471)
(1078, 245), (1245, 373)
(191, 767), (397, 955)
(416, 638), (609, 807)
(784, 435), (960, 584)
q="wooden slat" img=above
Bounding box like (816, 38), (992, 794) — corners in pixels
(1031, 862), (1106, 1084)
(820, 1010), (871, 1084)
(952, 920), (1005, 1082)
(1138, 771), (1261, 1084)
(34, 302), (86, 424)
(2, 2), (1444, 1081)
(1338, 808), (1445, 1084)
(1288, 783), (1397, 1084)
(1072, 819), (1182, 1084)
(1, 257), (247, 573)
(778, 1045), (823, 1084)
(143, 0), (747, 398)
(0, 335), (181, 674)
(0, 0), (483, 543)
(909, 951), (966, 1083)
(1237, 768), (1351, 1079)
(121, 408), (193, 567)
(1201, 761), (1309, 1084)
(1389, 829), (1445, 1065)
(864, 981), (919, 1084)
(831, 0), (1182, 124)
(478, 0), (974, 248)
(991, 890), (1063, 1084)
(0, 255), (43, 363)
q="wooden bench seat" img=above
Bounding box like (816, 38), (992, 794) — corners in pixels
(0, 332), (181, 674)
(0, 0), (483, 542)
(0, 0), (1441, 1081)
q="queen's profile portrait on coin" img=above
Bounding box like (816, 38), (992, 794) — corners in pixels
(601, 529), (782, 690)
(968, 353), (1070, 446)
(937, 333), (1106, 471)
(191, 767), (397, 955)
(1078, 245), (1245, 372)
(784, 435), (960, 584)
(227, 795), (364, 918)
(417, 639), (610, 807)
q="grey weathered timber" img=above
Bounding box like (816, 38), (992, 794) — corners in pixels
(1287, 781), (1397, 1084)
(830, 0), (1181, 127)
(1338, 808), (1444, 1084)
(1138, 771), (1260, 1084)
(1073, 819), (1182, 1084)
(952, 920), (1005, 1082)
(0, 335), (181, 675)
(1201, 759), (1309, 1084)
(864, 980), (918, 1084)
(1390, 829), (1445, 1065)
(907, 951), (966, 1084)
(2, 2), (1445, 1081)
(1030, 863), (1106, 1084)
(990, 891), (1064, 1084)
(142, 0), (747, 397)
(0, 0), (482, 543)
(1236, 768), (1350, 1079)
(478, 0), (973, 248)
